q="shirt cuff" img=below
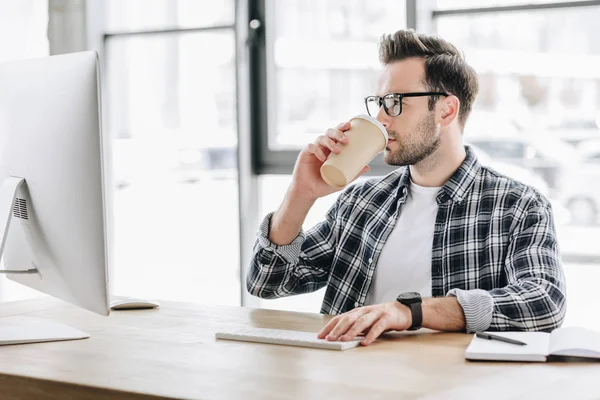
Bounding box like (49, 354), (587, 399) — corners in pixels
(256, 212), (306, 264)
(446, 288), (494, 333)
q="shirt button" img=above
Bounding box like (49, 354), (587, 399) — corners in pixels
(354, 302), (359, 308)
(388, 215), (394, 221)
(368, 258), (373, 264)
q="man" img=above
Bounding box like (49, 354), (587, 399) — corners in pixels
(247, 29), (566, 346)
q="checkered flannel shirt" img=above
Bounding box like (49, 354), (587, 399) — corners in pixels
(247, 147), (566, 332)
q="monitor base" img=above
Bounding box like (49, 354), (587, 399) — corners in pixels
(0, 316), (89, 345)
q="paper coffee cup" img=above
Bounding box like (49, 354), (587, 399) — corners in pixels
(320, 114), (388, 189)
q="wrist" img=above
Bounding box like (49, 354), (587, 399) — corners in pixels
(282, 186), (316, 217)
(421, 298), (433, 328)
(269, 187), (315, 246)
(421, 297), (466, 332)
(396, 292), (422, 330)
(287, 184), (319, 204)
(394, 302), (413, 327)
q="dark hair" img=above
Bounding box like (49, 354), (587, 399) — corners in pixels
(378, 29), (479, 128)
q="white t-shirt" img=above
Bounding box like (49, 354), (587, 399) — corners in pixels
(364, 181), (441, 305)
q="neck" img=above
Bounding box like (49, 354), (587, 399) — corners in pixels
(409, 139), (466, 188)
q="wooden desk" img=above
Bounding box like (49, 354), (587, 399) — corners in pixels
(0, 298), (598, 399)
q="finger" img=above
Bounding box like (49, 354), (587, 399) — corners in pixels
(317, 316), (341, 339)
(307, 143), (328, 162)
(316, 135), (341, 154)
(318, 307), (367, 338)
(341, 311), (381, 341)
(336, 121), (351, 132)
(362, 317), (389, 346)
(326, 309), (369, 341)
(325, 128), (348, 144)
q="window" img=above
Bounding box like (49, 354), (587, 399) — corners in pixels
(105, 0), (234, 32)
(257, 174), (371, 312)
(104, 2), (240, 306)
(434, 2), (600, 211)
(257, 175), (331, 311)
(468, 140), (527, 159)
(0, 0), (48, 64)
(263, 0), (406, 165)
(434, 1), (600, 329)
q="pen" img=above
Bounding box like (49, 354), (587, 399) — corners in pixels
(475, 332), (527, 346)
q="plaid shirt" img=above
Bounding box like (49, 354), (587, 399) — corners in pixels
(247, 147), (566, 332)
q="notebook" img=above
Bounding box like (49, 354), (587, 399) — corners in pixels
(465, 327), (600, 362)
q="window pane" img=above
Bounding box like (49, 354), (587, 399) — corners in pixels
(257, 175), (337, 312)
(106, 32), (239, 306)
(105, 0), (234, 32)
(436, 5), (600, 329)
(0, 0), (48, 63)
(436, 5), (600, 219)
(267, 0), (406, 150)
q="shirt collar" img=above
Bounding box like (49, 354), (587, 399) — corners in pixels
(396, 146), (480, 204)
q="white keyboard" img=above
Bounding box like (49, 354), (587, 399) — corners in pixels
(215, 327), (363, 351)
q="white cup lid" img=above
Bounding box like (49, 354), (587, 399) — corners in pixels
(350, 114), (389, 143)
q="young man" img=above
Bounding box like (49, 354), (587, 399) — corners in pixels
(247, 29), (566, 346)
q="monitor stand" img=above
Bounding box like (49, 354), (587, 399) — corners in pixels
(0, 317), (89, 345)
(0, 176), (91, 345)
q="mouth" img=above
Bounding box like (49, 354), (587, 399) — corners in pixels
(386, 131), (397, 149)
(385, 139), (396, 151)
(387, 131), (396, 142)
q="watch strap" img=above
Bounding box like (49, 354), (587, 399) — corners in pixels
(407, 301), (422, 331)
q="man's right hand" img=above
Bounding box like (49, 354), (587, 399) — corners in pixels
(289, 121), (370, 201)
(268, 122), (370, 246)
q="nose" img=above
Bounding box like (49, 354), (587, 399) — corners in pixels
(376, 107), (391, 129)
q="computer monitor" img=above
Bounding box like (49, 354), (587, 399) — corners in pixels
(0, 51), (111, 342)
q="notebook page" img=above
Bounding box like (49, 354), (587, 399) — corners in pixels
(550, 327), (600, 358)
(465, 332), (550, 362)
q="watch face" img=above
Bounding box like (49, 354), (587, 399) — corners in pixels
(398, 292), (420, 301)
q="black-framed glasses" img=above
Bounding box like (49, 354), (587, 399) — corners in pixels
(364, 92), (449, 117)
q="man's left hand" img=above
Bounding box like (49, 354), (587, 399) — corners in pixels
(317, 302), (412, 346)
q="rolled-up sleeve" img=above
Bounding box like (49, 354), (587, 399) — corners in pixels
(448, 200), (566, 333)
(246, 193), (344, 299)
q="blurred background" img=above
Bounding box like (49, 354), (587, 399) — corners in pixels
(1, 0), (599, 329)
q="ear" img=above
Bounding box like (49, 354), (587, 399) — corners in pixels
(438, 95), (460, 128)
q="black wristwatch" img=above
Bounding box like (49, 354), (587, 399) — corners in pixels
(396, 292), (422, 331)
